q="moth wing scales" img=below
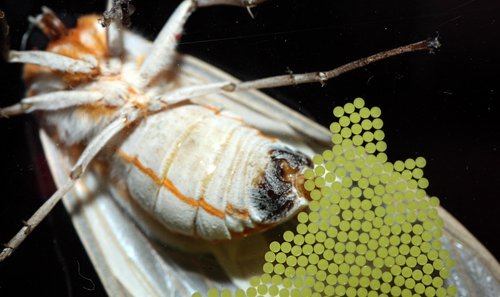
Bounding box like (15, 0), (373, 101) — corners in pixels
(437, 205), (500, 294)
(40, 129), (134, 296)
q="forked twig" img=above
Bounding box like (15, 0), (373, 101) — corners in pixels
(152, 38), (440, 140)
(153, 38), (441, 104)
(233, 38), (441, 91)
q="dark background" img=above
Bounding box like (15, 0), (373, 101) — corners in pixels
(0, 0), (498, 296)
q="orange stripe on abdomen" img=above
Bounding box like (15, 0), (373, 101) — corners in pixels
(257, 134), (278, 142)
(201, 105), (218, 112)
(225, 203), (249, 219)
(118, 150), (227, 218)
(200, 198), (225, 218)
(162, 178), (199, 208)
(119, 151), (161, 185)
(216, 113), (244, 123)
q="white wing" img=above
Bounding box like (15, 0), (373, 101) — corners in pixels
(438, 207), (500, 296)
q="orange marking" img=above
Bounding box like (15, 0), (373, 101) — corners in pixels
(201, 104), (244, 123)
(201, 105), (219, 112)
(243, 125), (259, 131)
(228, 223), (270, 240)
(119, 151), (198, 207)
(257, 134), (278, 142)
(200, 198), (225, 218)
(128, 87), (139, 95)
(133, 101), (148, 117)
(216, 113), (244, 123)
(77, 103), (119, 120)
(119, 151), (228, 216)
(225, 203), (249, 220)
(47, 15), (107, 59)
(242, 125), (277, 142)
(119, 151), (161, 185)
(162, 178), (199, 208)
(136, 55), (146, 67)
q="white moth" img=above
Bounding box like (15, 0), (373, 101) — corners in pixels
(14, 9), (315, 241)
(0, 0), (499, 296)
(1, 0), (318, 247)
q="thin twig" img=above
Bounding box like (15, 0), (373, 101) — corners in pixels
(232, 38), (441, 92)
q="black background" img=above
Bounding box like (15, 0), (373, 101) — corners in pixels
(0, 0), (499, 296)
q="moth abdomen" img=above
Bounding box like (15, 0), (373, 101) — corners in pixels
(113, 104), (312, 240)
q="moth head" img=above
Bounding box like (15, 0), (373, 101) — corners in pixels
(248, 145), (313, 225)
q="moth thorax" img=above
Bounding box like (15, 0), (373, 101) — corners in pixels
(249, 146), (313, 225)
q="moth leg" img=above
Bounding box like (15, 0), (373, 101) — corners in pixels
(0, 108), (140, 262)
(230, 38), (439, 139)
(168, 39), (440, 99)
(137, 0), (272, 86)
(155, 82), (235, 106)
(161, 39), (440, 143)
(139, 0), (196, 83)
(4, 50), (99, 115)
(233, 38), (441, 92)
(0, 91), (105, 117)
(8, 50), (97, 74)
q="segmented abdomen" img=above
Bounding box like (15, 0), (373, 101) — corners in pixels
(114, 103), (279, 240)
